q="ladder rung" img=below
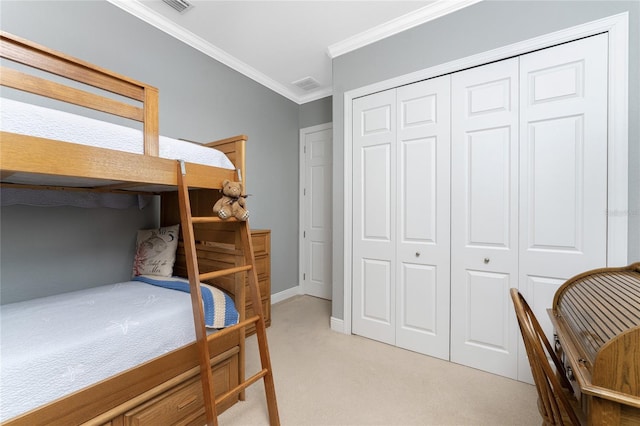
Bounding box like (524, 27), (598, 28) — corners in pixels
(199, 265), (252, 281)
(215, 368), (269, 405)
(207, 315), (261, 342)
(192, 216), (241, 224)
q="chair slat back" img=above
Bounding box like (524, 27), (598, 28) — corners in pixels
(510, 288), (583, 426)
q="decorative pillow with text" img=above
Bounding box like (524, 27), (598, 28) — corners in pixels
(132, 224), (179, 277)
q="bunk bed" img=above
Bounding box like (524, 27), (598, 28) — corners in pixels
(0, 31), (253, 425)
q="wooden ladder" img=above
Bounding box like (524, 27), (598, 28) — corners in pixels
(176, 161), (280, 426)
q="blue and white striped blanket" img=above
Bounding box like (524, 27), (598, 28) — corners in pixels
(133, 275), (239, 329)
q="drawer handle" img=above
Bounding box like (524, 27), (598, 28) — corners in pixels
(177, 395), (198, 410)
(566, 366), (575, 382)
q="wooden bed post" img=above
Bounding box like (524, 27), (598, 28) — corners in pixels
(143, 86), (159, 156)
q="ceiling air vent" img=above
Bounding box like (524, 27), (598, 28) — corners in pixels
(292, 76), (321, 91)
(162, 0), (194, 14)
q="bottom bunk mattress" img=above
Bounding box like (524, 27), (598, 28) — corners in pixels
(0, 278), (238, 422)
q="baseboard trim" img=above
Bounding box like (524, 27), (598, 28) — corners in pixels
(330, 316), (346, 334)
(271, 285), (302, 305)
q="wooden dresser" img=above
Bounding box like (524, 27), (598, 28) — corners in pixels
(248, 229), (271, 336)
(548, 263), (640, 425)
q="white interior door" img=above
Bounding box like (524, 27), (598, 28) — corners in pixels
(301, 123), (333, 300)
(517, 33), (608, 380)
(395, 76), (451, 360)
(352, 89), (397, 345)
(450, 58), (520, 378)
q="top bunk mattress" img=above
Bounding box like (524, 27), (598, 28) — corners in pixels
(0, 97), (235, 172)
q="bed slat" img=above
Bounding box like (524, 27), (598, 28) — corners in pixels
(1, 66), (144, 121)
(1, 32), (145, 101)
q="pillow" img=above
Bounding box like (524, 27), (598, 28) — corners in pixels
(132, 275), (240, 329)
(132, 224), (179, 277)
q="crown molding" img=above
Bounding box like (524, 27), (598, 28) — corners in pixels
(108, 0), (480, 104)
(296, 86), (334, 104)
(106, 0), (306, 103)
(327, 0), (483, 58)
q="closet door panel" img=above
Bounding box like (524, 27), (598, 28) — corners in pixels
(402, 137), (436, 242)
(527, 117), (582, 249)
(352, 89), (397, 345)
(466, 127), (512, 248)
(400, 263), (437, 330)
(396, 76), (450, 360)
(464, 270), (511, 350)
(451, 58), (519, 378)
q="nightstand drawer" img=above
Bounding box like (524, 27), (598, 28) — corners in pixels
(245, 299), (271, 335)
(251, 230), (269, 255)
(253, 255), (269, 280)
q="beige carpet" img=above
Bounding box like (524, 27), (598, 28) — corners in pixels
(219, 295), (539, 425)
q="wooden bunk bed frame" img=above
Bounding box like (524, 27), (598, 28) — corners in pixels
(0, 31), (251, 425)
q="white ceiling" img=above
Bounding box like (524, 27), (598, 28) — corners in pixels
(107, 0), (480, 104)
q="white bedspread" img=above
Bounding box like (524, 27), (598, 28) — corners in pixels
(0, 98), (235, 170)
(0, 281), (206, 421)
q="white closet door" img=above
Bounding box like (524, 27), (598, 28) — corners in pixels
(352, 89), (397, 345)
(517, 34), (608, 379)
(395, 76), (451, 360)
(352, 33), (609, 381)
(450, 58), (520, 378)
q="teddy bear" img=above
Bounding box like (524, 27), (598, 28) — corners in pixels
(213, 179), (249, 221)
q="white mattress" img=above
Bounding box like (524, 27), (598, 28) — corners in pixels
(0, 281), (205, 421)
(0, 97), (235, 170)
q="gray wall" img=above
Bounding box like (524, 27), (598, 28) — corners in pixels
(0, 0), (307, 302)
(0, 202), (158, 303)
(299, 96), (332, 129)
(331, 0), (640, 320)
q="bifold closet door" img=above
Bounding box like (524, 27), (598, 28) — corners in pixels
(353, 33), (608, 379)
(352, 76), (451, 360)
(353, 89), (397, 346)
(516, 33), (608, 379)
(450, 34), (608, 380)
(450, 58), (520, 378)
(395, 77), (450, 360)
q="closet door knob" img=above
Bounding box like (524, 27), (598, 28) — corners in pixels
(484, 257), (490, 264)
(415, 252), (421, 257)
